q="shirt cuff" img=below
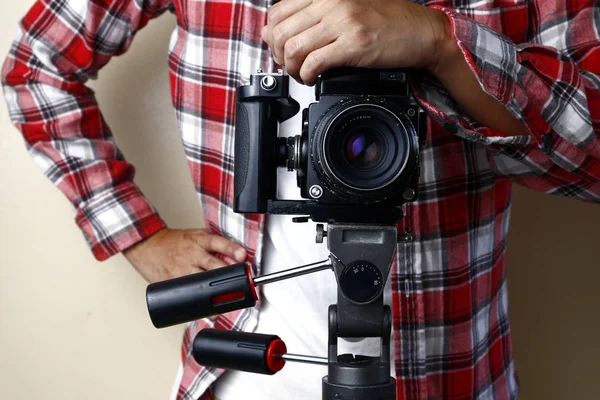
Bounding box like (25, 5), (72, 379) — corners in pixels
(75, 182), (167, 261)
(410, 6), (533, 149)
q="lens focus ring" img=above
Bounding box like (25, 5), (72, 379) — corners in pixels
(310, 96), (418, 204)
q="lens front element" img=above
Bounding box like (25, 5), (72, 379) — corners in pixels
(345, 130), (383, 170)
(312, 96), (417, 203)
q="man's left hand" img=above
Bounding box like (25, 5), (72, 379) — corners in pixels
(262, 0), (452, 85)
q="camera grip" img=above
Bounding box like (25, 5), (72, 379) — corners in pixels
(234, 102), (251, 204)
(234, 100), (278, 214)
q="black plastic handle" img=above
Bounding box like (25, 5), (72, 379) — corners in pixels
(193, 328), (287, 375)
(146, 263), (257, 328)
(234, 73), (299, 214)
(234, 98), (278, 214)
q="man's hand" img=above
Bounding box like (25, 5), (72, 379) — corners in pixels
(264, 0), (529, 136)
(123, 228), (247, 284)
(262, 0), (451, 85)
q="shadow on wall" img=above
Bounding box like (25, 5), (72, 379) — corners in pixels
(507, 187), (600, 399)
(92, 11), (600, 400)
(89, 13), (204, 230)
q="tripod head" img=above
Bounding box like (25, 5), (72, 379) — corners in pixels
(322, 224), (397, 400)
(146, 222), (399, 400)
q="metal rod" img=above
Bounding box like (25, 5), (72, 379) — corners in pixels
(281, 353), (329, 366)
(253, 259), (332, 286)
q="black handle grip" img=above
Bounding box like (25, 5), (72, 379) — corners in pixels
(234, 99), (278, 214)
(146, 263), (257, 328)
(193, 329), (287, 375)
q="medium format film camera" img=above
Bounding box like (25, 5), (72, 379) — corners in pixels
(235, 66), (426, 222)
(146, 67), (427, 400)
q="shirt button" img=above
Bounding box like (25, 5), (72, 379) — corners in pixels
(397, 231), (414, 243)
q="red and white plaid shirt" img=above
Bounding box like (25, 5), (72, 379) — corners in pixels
(3, 0), (600, 398)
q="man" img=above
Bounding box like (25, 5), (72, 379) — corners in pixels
(2, 0), (599, 399)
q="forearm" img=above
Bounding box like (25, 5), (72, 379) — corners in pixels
(427, 13), (528, 137)
(412, 4), (600, 201)
(1, 0), (173, 261)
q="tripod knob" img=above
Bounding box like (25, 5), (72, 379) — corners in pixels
(316, 224), (327, 243)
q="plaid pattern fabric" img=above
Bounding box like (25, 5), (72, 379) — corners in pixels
(3, 0), (600, 398)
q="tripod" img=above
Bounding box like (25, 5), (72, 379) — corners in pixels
(146, 223), (398, 400)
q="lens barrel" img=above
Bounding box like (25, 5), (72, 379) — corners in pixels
(311, 96), (418, 204)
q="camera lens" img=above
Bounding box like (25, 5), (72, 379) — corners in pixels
(344, 130), (383, 170)
(312, 97), (417, 204)
(326, 110), (404, 192)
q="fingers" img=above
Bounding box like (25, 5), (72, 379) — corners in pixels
(266, 0), (313, 63)
(263, 0), (355, 84)
(222, 255), (240, 265)
(185, 230), (247, 271)
(284, 22), (336, 83)
(192, 231), (246, 261)
(125, 228), (250, 283)
(268, 4), (323, 66)
(195, 253), (228, 271)
(299, 39), (349, 85)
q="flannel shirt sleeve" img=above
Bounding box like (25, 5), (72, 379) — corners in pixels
(411, 1), (600, 201)
(2, 0), (174, 261)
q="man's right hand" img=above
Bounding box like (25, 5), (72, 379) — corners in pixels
(123, 228), (248, 284)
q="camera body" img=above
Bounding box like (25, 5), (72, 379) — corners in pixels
(299, 68), (424, 206)
(234, 67), (426, 223)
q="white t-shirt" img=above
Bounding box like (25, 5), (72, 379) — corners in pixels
(211, 76), (395, 400)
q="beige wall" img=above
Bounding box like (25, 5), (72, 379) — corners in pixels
(0, 2), (599, 399)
